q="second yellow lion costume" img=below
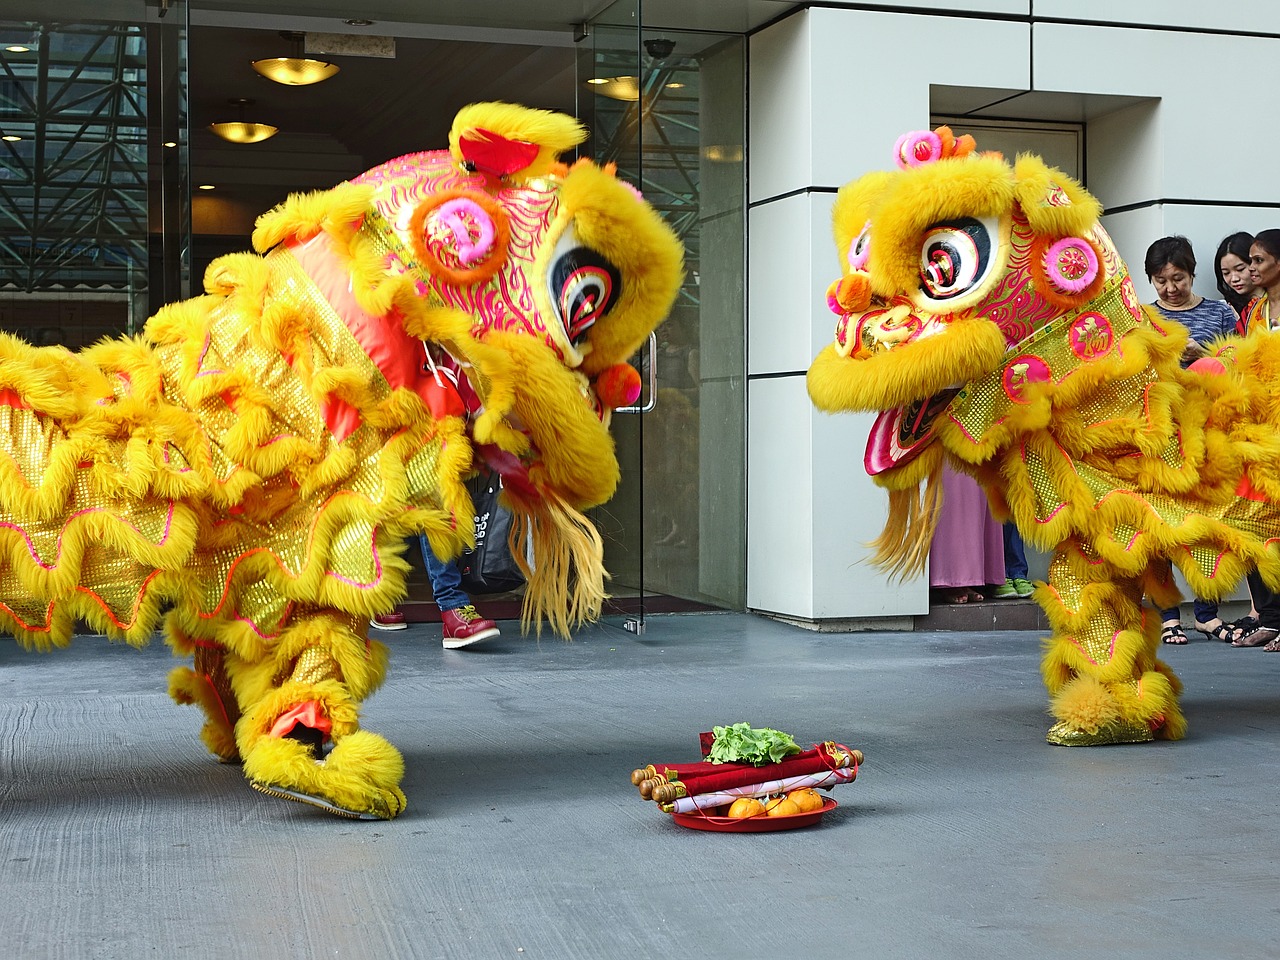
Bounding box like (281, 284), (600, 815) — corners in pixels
(808, 127), (1280, 745)
(0, 102), (683, 816)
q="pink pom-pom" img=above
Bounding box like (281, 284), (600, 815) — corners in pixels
(894, 131), (942, 169)
(1043, 237), (1098, 294)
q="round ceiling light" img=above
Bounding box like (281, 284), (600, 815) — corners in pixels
(586, 76), (640, 102)
(251, 56), (339, 86)
(208, 121), (278, 144)
(208, 98), (278, 144)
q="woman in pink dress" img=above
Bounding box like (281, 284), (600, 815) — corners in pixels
(928, 463), (1006, 603)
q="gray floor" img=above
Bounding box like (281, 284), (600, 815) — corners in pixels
(2, 612), (1278, 960)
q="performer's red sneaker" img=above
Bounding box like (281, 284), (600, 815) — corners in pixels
(441, 605), (500, 649)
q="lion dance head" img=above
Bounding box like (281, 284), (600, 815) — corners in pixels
(807, 127), (1152, 575)
(246, 102), (684, 633)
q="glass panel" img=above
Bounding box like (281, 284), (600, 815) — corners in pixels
(0, 5), (189, 347)
(584, 18), (746, 613)
(578, 1), (645, 612)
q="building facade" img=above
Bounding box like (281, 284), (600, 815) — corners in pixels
(2, 1), (1278, 624)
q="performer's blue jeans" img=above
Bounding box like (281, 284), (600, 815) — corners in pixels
(419, 535), (469, 612)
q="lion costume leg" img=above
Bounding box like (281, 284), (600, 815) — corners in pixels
(170, 611), (405, 819)
(167, 629), (241, 763)
(1038, 541), (1185, 745)
(234, 612), (405, 820)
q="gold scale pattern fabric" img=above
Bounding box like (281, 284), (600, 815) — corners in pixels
(0, 245), (460, 651)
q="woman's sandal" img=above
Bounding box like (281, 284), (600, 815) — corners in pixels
(1228, 615), (1261, 639)
(1195, 620), (1242, 643)
(1161, 623), (1189, 645)
(1232, 625), (1279, 647)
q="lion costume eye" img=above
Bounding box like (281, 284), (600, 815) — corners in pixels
(548, 227), (622, 345)
(918, 217), (998, 301)
(847, 221), (872, 271)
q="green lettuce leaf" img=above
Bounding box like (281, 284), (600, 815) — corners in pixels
(707, 723), (802, 766)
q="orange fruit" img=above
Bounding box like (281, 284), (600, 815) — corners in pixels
(767, 797), (803, 817)
(787, 788), (824, 813)
(727, 797), (766, 818)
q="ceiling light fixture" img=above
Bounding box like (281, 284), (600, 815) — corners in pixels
(587, 76), (640, 102)
(5, 45), (29, 53)
(344, 19), (374, 27)
(2, 134), (22, 142)
(198, 184), (216, 191)
(252, 31), (339, 86)
(208, 98), (278, 144)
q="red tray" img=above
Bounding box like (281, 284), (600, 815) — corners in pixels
(669, 796), (837, 832)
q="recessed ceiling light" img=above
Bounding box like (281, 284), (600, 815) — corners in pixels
(163, 141), (177, 148)
(197, 184), (216, 190)
(2, 135), (22, 142)
(666, 82), (685, 89)
(344, 18), (374, 26)
(5, 45), (30, 53)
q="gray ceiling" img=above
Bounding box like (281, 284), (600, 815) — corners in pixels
(186, 1), (784, 227)
(189, 25), (579, 212)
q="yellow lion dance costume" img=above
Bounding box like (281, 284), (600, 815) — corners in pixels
(808, 127), (1280, 746)
(0, 102), (682, 817)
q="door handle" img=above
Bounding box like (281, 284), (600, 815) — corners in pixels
(614, 331), (657, 414)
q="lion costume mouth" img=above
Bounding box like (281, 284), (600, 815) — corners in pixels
(864, 387), (960, 476)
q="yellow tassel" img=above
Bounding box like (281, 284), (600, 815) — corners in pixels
(868, 454), (945, 579)
(510, 491), (608, 638)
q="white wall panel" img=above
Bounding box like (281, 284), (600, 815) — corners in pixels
(825, 1), (1029, 12)
(810, 409), (929, 618)
(1086, 100), (1162, 210)
(1037, 24), (1280, 204)
(746, 377), (815, 615)
(1035, 1), (1280, 33)
(745, 6), (1280, 625)
(747, 192), (839, 377)
(746, 378), (927, 619)
(807, 8), (1030, 194)
(750, 9), (1030, 203)
(748, 14), (812, 204)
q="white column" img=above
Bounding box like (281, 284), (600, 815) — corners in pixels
(746, 7), (1030, 622)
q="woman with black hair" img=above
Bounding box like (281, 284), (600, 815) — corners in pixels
(1145, 236), (1240, 643)
(1145, 235), (1238, 368)
(1230, 230), (1280, 649)
(1215, 231), (1257, 324)
(1241, 229), (1280, 335)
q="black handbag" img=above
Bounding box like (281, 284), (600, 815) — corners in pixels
(459, 471), (526, 594)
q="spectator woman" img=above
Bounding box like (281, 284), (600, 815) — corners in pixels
(1240, 229), (1280, 335)
(1144, 236), (1239, 643)
(1215, 231), (1257, 325)
(1232, 229), (1280, 649)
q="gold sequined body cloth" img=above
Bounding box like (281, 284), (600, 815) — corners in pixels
(0, 247), (459, 653)
(0, 103), (685, 818)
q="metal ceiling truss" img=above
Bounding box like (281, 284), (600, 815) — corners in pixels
(0, 21), (149, 292)
(592, 62), (711, 311)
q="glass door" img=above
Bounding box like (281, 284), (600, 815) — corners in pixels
(0, 2), (190, 345)
(580, 6), (747, 625)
